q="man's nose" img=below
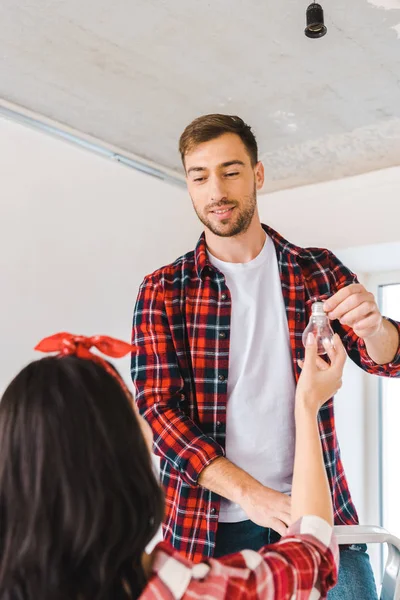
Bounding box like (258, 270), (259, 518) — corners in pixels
(209, 176), (228, 205)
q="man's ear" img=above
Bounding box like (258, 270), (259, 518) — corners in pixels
(255, 161), (265, 191)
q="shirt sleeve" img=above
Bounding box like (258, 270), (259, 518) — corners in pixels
(222, 515), (338, 599)
(144, 516), (338, 600)
(131, 276), (225, 487)
(328, 251), (400, 377)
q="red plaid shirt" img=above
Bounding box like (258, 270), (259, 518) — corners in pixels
(132, 225), (400, 564)
(140, 516), (338, 599)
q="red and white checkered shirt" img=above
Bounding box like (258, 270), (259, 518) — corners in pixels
(140, 516), (339, 599)
(132, 225), (400, 563)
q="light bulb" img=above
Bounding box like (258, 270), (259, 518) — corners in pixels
(302, 301), (334, 355)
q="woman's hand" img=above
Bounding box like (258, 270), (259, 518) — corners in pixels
(296, 333), (347, 414)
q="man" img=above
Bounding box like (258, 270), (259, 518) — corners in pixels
(131, 114), (400, 599)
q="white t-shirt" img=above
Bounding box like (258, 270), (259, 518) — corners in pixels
(208, 235), (296, 523)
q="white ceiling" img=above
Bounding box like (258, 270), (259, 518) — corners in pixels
(1, 0), (400, 192)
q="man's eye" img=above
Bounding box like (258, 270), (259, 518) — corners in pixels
(225, 172), (239, 177)
(193, 177), (205, 182)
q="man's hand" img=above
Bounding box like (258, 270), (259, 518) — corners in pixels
(199, 457), (291, 536)
(323, 283), (399, 365)
(323, 283), (382, 340)
(239, 485), (291, 537)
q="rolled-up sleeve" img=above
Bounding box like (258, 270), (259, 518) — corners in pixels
(144, 515), (338, 599)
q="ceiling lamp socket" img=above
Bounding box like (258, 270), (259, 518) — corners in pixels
(305, 3), (327, 38)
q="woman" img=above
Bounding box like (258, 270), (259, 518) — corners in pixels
(0, 330), (345, 599)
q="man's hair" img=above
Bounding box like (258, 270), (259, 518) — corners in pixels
(0, 355), (164, 600)
(179, 114), (258, 167)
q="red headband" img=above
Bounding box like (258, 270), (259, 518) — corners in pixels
(34, 333), (135, 399)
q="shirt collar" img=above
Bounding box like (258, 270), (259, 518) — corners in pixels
(194, 223), (306, 279)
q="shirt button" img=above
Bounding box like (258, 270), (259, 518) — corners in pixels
(219, 331), (226, 339)
(296, 312), (301, 322)
(216, 421), (222, 429)
(221, 293), (227, 301)
(218, 374), (226, 382)
(210, 507), (216, 515)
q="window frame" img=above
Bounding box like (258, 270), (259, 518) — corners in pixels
(363, 271), (400, 579)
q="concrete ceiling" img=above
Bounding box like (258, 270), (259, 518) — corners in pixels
(1, 0), (400, 192)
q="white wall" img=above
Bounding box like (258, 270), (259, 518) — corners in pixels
(261, 167), (400, 249)
(0, 116), (200, 393)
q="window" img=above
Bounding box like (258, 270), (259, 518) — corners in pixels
(363, 271), (400, 584)
(379, 283), (400, 538)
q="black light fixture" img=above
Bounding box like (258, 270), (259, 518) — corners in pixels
(305, 3), (327, 38)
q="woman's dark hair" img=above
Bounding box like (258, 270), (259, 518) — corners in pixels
(0, 356), (164, 600)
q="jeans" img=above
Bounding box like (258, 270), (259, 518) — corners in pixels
(214, 520), (378, 599)
(327, 543), (378, 600)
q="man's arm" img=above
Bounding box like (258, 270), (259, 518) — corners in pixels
(364, 318), (400, 365)
(324, 282), (399, 366)
(131, 276), (224, 487)
(199, 457), (291, 536)
(324, 253), (400, 375)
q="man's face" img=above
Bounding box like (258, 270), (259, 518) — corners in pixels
(184, 133), (264, 238)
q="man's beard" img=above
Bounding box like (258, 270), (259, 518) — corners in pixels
(192, 185), (257, 238)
